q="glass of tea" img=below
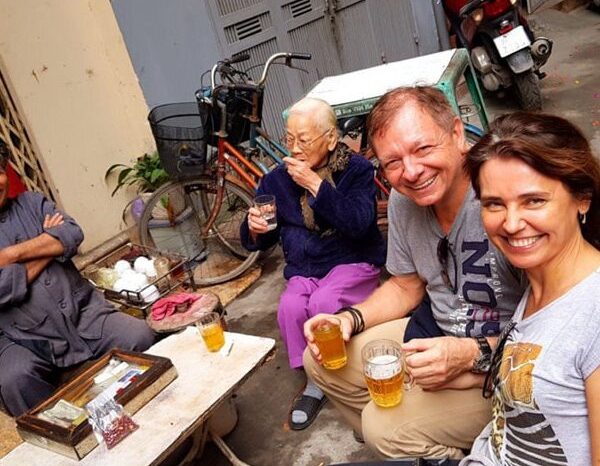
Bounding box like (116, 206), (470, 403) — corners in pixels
(311, 316), (347, 370)
(196, 312), (225, 352)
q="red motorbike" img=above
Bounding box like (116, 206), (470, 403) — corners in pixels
(443, 0), (552, 110)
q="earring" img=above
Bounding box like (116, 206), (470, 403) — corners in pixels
(579, 212), (587, 225)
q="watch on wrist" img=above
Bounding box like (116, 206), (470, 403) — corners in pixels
(471, 335), (492, 374)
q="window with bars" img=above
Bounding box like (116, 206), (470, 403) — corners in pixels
(0, 68), (55, 200)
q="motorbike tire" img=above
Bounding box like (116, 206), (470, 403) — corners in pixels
(513, 70), (542, 111)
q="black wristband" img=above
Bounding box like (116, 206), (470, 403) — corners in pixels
(335, 306), (365, 336)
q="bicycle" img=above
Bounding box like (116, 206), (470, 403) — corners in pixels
(139, 52), (311, 286)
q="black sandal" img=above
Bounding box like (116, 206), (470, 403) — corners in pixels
(288, 392), (327, 431)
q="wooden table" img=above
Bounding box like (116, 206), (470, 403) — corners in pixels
(0, 328), (275, 466)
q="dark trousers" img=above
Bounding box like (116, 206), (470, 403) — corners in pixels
(404, 296), (444, 342)
(0, 311), (155, 417)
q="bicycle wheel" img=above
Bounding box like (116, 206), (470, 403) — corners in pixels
(138, 177), (259, 286)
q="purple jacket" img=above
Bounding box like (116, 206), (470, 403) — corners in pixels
(240, 154), (386, 280)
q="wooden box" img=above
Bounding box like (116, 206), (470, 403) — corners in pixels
(16, 349), (177, 460)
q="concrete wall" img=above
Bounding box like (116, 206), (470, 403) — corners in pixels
(0, 0), (155, 251)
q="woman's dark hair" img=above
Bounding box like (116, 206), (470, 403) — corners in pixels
(465, 111), (600, 250)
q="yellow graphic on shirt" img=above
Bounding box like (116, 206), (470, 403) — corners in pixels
(499, 342), (542, 406)
(491, 342), (542, 457)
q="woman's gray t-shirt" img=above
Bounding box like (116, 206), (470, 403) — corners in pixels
(463, 268), (600, 465)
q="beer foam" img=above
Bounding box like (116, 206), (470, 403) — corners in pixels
(366, 355), (401, 380)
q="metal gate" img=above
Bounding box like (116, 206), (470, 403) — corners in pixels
(113, 0), (446, 138)
(204, 0), (445, 136)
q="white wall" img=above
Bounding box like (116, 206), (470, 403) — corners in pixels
(0, 0), (155, 251)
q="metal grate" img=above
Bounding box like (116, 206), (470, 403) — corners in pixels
(215, 0), (262, 17)
(0, 67), (55, 200)
(224, 13), (271, 43)
(289, 0), (312, 18)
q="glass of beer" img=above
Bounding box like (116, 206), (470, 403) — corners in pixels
(362, 339), (413, 408)
(312, 316), (347, 370)
(254, 195), (277, 231)
(196, 312), (225, 352)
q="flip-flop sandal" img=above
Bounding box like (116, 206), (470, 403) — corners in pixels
(288, 393), (327, 431)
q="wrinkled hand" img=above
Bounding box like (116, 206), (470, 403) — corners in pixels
(401, 336), (475, 391)
(303, 313), (353, 365)
(43, 213), (64, 229)
(246, 206), (270, 236)
(283, 157), (322, 194)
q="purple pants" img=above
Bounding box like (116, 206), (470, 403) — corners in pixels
(277, 262), (380, 369)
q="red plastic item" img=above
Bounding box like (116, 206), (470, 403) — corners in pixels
(7, 163), (27, 198)
(482, 0), (513, 19)
(444, 0), (513, 20)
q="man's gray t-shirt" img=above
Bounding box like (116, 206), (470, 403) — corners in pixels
(387, 187), (525, 337)
(463, 268), (600, 465)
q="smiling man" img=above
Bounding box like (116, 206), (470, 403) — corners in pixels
(303, 87), (526, 459)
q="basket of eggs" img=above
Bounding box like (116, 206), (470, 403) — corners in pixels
(82, 243), (196, 317)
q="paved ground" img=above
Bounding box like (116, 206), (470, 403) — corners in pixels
(201, 5), (600, 465)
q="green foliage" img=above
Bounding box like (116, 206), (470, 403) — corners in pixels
(105, 152), (169, 196)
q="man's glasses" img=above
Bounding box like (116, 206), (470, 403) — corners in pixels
(284, 128), (332, 152)
(437, 236), (458, 294)
(483, 320), (517, 399)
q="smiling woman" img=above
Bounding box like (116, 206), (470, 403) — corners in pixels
(461, 112), (600, 466)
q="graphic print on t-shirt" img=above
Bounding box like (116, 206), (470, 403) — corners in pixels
(491, 342), (568, 464)
(449, 239), (508, 337)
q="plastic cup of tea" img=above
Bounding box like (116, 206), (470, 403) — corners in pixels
(311, 316), (347, 370)
(254, 195), (277, 231)
(196, 312), (225, 352)
(361, 339), (413, 408)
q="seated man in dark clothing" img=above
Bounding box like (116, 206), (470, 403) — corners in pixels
(0, 142), (156, 416)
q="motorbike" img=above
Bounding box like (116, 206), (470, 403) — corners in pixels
(442, 0), (552, 110)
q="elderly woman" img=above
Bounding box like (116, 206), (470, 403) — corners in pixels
(461, 112), (600, 465)
(240, 98), (385, 430)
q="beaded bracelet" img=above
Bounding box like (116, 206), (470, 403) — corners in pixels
(334, 306), (365, 336)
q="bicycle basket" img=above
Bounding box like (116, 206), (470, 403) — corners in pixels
(198, 87), (263, 147)
(148, 102), (208, 181)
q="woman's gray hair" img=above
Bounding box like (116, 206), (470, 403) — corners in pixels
(287, 97), (337, 132)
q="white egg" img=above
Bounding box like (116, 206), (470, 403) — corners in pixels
(134, 256), (151, 274)
(113, 278), (129, 293)
(141, 285), (160, 303)
(144, 262), (157, 279)
(120, 269), (138, 283)
(114, 260), (132, 276)
(132, 272), (149, 290)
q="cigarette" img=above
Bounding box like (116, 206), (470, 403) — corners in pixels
(224, 340), (234, 356)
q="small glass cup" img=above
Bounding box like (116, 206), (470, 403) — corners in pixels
(196, 312), (225, 352)
(311, 316), (347, 370)
(361, 339), (413, 408)
(153, 256), (171, 291)
(254, 194), (277, 231)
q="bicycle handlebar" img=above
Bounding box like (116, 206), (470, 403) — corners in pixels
(228, 53), (251, 65)
(257, 52), (312, 86)
(210, 51), (311, 90)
